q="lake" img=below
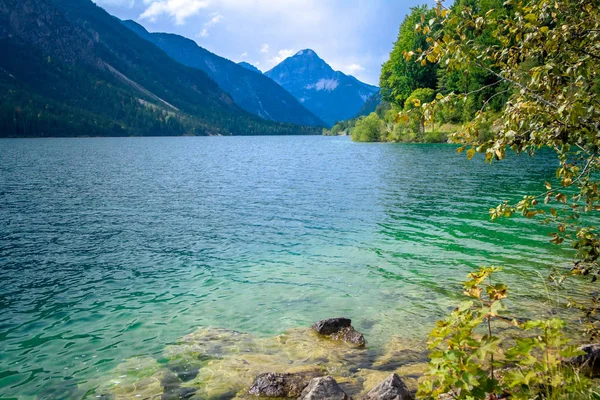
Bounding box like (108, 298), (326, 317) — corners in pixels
(0, 136), (574, 398)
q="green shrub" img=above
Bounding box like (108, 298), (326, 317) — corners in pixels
(418, 267), (594, 400)
(423, 130), (448, 143)
(351, 113), (385, 142)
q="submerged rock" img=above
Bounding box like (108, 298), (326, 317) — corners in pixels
(312, 318), (366, 347)
(363, 373), (413, 400)
(371, 337), (428, 371)
(248, 370), (324, 397)
(274, 328), (369, 370)
(300, 376), (351, 400)
(170, 326), (370, 399)
(161, 371), (197, 400)
(98, 326), (382, 400)
(330, 327), (366, 347)
(94, 357), (167, 400)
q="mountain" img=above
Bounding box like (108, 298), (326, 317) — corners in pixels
(238, 62), (262, 74)
(122, 21), (324, 128)
(265, 50), (380, 127)
(355, 92), (383, 118)
(0, 0), (319, 138)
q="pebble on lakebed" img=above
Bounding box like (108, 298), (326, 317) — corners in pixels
(94, 320), (426, 400)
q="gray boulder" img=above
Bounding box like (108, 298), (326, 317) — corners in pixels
(312, 318), (366, 347)
(248, 371), (323, 398)
(300, 376), (351, 400)
(330, 327), (366, 347)
(363, 373), (413, 400)
(312, 318), (352, 335)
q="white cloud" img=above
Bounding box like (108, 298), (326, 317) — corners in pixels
(95, 0), (136, 6)
(207, 13), (223, 25)
(240, 52), (248, 58)
(260, 43), (270, 54)
(345, 63), (365, 74)
(196, 12), (222, 38)
(140, 0), (209, 25)
(269, 49), (295, 65)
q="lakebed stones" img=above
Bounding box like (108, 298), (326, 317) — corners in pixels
(312, 318), (366, 347)
(98, 322), (393, 400)
(94, 357), (168, 400)
(363, 373), (413, 400)
(355, 365), (424, 398)
(169, 326), (370, 399)
(371, 337), (428, 371)
(300, 376), (351, 400)
(248, 370), (324, 397)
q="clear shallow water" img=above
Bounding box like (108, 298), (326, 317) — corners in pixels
(0, 136), (576, 399)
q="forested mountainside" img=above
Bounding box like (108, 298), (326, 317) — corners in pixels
(122, 20), (325, 128)
(0, 0), (319, 137)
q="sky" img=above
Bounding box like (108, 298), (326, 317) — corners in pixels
(92, 0), (431, 85)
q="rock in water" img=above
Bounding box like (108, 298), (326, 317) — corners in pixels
(312, 318), (352, 335)
(248, 371), (323, 398)
(330, 327), (366, 347)
(300, 376), (351, 400)
(363, 373), (414, 400)
(312, 318), (366, 347)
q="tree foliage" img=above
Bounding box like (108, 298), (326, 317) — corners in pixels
(406, 0), (600, 395)
(380, 5), (439, 107)
(401, 88), (436, 136)
(416, 0), (600, 295)
(349, 0), (510, 143)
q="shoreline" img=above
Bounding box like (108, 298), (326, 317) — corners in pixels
(93, 316), (600, 400)
(94, 318), (430, 400)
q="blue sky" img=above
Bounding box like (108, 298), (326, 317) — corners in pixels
(93, 0), (430, 85)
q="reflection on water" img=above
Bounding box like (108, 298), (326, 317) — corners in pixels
(0, 136), (585, 398)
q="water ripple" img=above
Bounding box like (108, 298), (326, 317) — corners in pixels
(0, 137), (579, 398)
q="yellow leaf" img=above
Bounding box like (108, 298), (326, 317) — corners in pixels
(467, 148), (476, 160)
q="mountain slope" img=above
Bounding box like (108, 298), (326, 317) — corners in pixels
(238, 62), (262, 74)
(355, 92), (383, 118)
(0, 0), (319, 137)
(265, 50), (379, 126)
(122, 20), (324, 127)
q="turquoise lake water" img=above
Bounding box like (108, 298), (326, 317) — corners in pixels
(0, 136), (578, 399)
